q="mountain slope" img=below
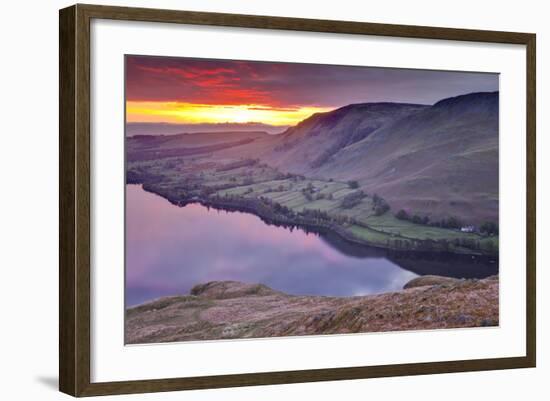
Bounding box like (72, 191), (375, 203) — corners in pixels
(270, 92), (499, 224)
(264, 103), (428, 172)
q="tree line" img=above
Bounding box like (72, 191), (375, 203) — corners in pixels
(395, 208), (499, 235)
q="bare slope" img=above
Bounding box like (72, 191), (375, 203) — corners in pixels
(264, 103), (427, 172)
(126, 277), (499, 344)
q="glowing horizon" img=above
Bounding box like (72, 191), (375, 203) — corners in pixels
(126, 101), (331, 126)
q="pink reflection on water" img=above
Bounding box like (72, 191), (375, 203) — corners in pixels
(127, 185), (335, 283)
(125, 185), (418, 306)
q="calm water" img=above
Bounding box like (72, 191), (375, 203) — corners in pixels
(126, 185), (498, 307)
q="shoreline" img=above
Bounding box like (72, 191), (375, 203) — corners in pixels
(136, 182), (498, 258)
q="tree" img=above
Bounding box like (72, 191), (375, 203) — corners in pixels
(373, 201), (390, 216)
(370, 193), (390, 215)
(437, 239), (450, 252)
(483, 240), (497, 253)
(341, 190), (366, 209)
(347, 180), (359, 189)
(441, 216), (462, 229)
(480, 221), (499, 235)
(395, 209), (409, 220)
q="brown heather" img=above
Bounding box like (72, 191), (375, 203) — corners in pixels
(125, 275), (499, 344)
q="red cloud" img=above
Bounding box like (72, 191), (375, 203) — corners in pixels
(138, 65), (235, 80)
(128, 59), (276, 106)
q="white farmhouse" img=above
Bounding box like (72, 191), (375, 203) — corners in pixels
(460, 225), (476, 233)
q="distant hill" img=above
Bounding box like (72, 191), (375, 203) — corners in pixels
(126, 131), (269, 162)
(126, 122), (287, 136)
(267, 92), (499, 224)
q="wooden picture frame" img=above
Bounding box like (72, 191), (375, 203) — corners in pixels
(59, 3), (536, 397)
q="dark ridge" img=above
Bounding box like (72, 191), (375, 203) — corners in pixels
(280, 102), (427, 137)
(433, 91), (499, 108)
(336, 101), (429, 110)
(129, 130), (269, 139)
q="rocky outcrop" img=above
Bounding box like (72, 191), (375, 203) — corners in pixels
(126, 277), (499, 344)
(190, 281), (281, 299)
(403, 275), (462, 289)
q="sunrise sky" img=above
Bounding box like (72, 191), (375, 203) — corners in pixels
(126, 55), (498, 127)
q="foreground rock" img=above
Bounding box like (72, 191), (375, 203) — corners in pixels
(403, 275), (462, 289)
(126, 276), (499, 344)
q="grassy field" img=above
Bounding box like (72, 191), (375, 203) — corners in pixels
(366, 214), (476, 240)
(364, 214), (498, 251)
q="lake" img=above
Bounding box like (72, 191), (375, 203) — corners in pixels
(126, 185), (498, 307)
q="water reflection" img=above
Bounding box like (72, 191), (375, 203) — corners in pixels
(319, 230), (498, 279)
(125, 185), (497, 307)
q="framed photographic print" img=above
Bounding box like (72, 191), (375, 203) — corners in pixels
(59, 4), (536, 397)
